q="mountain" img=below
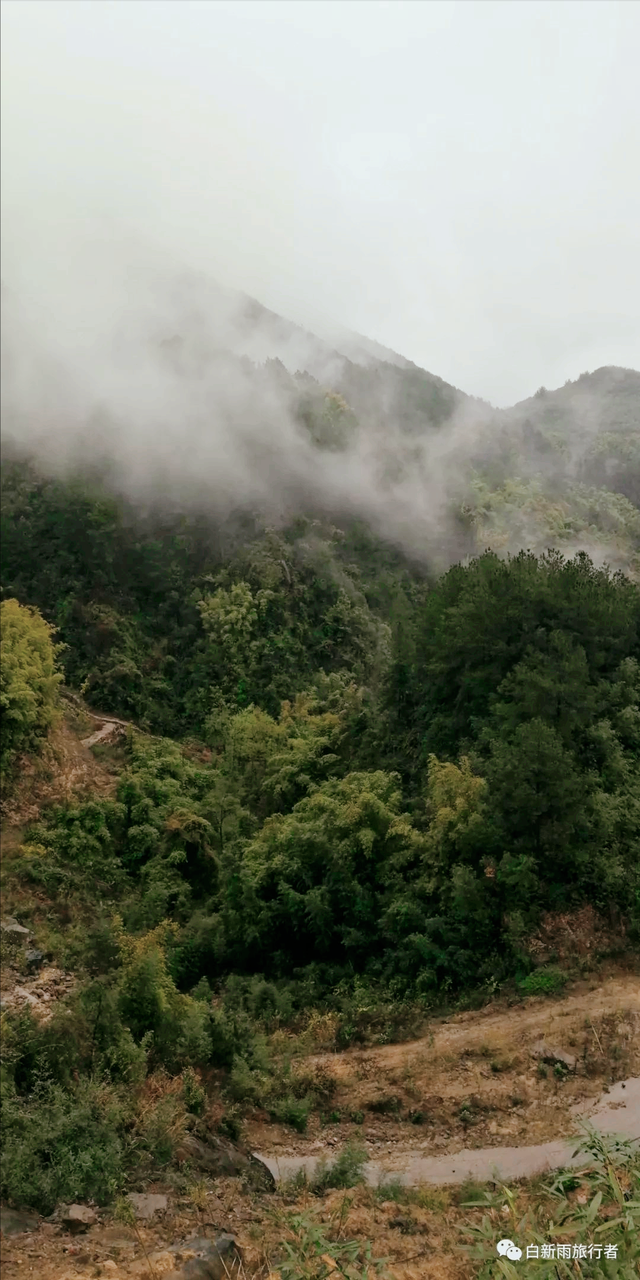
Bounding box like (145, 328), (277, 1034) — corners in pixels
(304, 321), (418, 370)
(161, 279), (640, 569)
(2, 269), (639, 575)
(143, 271), (471, 440)
(510, 366), (640, 505)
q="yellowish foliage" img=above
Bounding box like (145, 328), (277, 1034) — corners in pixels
(0, 597), (64, 777)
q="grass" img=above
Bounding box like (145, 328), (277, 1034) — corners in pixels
(268, 1133), (637, 1280)
(276, 1209), (391, 1279)
(460, 1124), (640, 1277)
(375, 1179), (451, 1213)
(284, 1140), (370, 1197)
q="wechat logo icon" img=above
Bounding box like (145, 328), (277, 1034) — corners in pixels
(497, 1239), (523, 1261)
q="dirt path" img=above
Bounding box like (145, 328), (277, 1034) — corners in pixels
(0, 714), (121, 830)
(308, 973), (640, 1077)
(246, 973), (640, 1167)
(56, 690), (134, 747)
(80, 716), (131, 747)
(256, 1076), (640, 1186)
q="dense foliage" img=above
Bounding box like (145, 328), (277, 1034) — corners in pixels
(0, 597), (64, 779)
(1, 364), (639, 1214)
(2, 457), (639, 993)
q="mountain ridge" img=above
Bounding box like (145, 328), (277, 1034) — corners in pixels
(2, 270), (639, 574)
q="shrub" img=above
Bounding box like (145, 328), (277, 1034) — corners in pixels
(131, 1081), (186, 1169)
(3, 1004), (87, 1094)
(227, 1055), (265, 1105)
(0, 1077), (127, 1215)
(217, 1105), (243, 1143)
(366, 1095), (401, 1116)
(181, 1067), (206, 1116)
(270, 1095), (312, 1133)
(115, 926), (213, 1071)
(517, 967), (568, 997)
(312, 1139), (368, 1192)
(209, 1004), (261, 1069)
(462, 1125), (640, 1276)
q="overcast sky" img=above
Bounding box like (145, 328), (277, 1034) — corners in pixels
(2, 0), (639, 405)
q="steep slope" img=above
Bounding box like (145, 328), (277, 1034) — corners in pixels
(149, 271), (469, 439)
(510, 366), (640, 506)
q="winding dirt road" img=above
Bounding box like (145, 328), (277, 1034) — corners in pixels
(249, 973), (640, 1185)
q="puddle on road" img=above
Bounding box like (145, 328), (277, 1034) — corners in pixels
(255, 1078), (640, 1187)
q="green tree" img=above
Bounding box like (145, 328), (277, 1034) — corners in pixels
(392, 549), (639, 768)
(422, 754), (489, 876)
(0, 598), (64, 777)
(226, 771), (426, 973)
(486, 718), (589, 906)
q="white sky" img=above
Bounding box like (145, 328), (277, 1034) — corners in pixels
(2, 0), (639, 405)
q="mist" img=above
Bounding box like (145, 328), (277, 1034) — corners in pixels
(4, 213), (640, 578)
(3, 0), (640, 403)
(0, 231), (480, 564)
(2, 3), (639, 574)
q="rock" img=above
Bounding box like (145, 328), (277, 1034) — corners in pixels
(176, 1133), (244, 1176)
(13, 986), (40, 1006)
(61, 1204), (98, 1233)
(180, 1263), (214, 1280)
(177, 1236), (243, 1280)
(0, 917), (31, 936)
(98, 1226), (136, 1249)
(169, 1238), (220, 1255)
(175, 1132), (274, 1191)
(531, 1041), (577, 1071)
(126, 1193), (168, 1220)
(25, 948), (45, 970)
(0, 1207), (40, 1236)
(129, 1250), (176, 1275)
(248, 1151), (277, 1191)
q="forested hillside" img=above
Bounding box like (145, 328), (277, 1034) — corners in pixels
(1, 283), (639, 1224)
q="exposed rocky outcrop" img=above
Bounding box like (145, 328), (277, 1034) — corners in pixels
(175, 1131), (275, 1192)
